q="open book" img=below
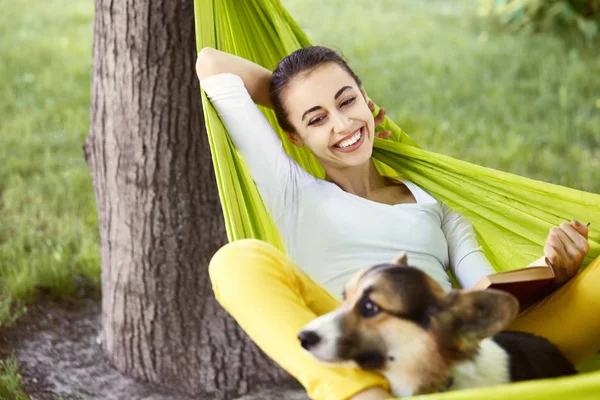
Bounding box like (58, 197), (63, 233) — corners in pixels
(472, 257), (557, 310)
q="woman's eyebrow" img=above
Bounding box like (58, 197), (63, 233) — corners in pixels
(334, 85), (353, 100)
(301, 86), (354, 121)
(302, 105), (322, 121)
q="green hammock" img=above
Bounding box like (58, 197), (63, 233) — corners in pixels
(193, 0), (600, 398)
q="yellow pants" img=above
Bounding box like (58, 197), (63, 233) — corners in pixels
(209, 239), (600, 400)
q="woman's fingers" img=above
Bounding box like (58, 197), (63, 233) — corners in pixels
(544, 228), (568, 266)
(544, 221), (591, 284)
(374, 107), (386, 127)
(368, 100), (387, 127)
(560, 222), (590, 259)
(368, 99), (390, 139)
(554, 224), (581, 261)
(570, 219), (589, 240)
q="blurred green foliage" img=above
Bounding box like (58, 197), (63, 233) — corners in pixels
(479, 0), (600, 42)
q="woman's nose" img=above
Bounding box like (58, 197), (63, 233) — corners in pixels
(330, 111), (352, 134)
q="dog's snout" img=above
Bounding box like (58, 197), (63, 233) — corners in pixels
(298, 330), (321, 350)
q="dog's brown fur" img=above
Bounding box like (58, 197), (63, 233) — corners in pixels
(299, 252), (576, 396)
(332, 252), (519, 394)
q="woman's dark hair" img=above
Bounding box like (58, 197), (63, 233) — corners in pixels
(270, 46), (362, 133)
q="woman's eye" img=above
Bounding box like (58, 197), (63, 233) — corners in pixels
(341, 97), (356, 107)
(359, 298), (380, 318)
(308, 116), (325, 126)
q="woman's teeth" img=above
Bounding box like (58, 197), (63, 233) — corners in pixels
(335, 128), (362, 148)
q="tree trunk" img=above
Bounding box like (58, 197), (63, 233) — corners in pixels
(84, 0), (294, 397)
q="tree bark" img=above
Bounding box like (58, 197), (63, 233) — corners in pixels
(84, 0), (294, 397)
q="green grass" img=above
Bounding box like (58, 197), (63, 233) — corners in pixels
(284, 0), (600, 193)
(0, 357), (29, 400)
(0, 0), (99, 324)
(0, 0), (599, 396)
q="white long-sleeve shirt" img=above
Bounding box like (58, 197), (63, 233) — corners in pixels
(201, 73), (495, 299)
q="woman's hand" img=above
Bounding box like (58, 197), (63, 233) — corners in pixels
(368, 100), (391, 139)
(544, 220), (590, 284)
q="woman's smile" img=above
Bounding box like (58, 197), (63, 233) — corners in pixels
(332, 126), (366, 153)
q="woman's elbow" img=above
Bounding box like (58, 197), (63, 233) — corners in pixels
(196, 47), (218, 80)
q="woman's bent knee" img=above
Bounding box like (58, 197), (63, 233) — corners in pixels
(209, 239), (280, 280)
(208, 239), (289, 304)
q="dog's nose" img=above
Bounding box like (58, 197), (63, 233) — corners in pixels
(298, 330), (321, 350)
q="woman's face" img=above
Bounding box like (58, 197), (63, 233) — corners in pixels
(282, 63), (375, 170)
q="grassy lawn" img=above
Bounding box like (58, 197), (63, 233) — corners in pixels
(0, 0), (598, 396)
(0, 0), (99, 325)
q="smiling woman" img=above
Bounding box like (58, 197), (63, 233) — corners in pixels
(278, 62), (376, 175)
(196, 46), (598, 400)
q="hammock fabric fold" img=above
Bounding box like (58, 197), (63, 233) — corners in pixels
(193, 0), (600, 397)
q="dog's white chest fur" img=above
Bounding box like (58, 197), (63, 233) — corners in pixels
(450, 339), (511, 390)
(449, 339), (510, 390)
(386, 339), (511, 397)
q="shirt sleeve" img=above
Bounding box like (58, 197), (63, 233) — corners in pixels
(200, 73), (315, 220)
(440, 202), (496, 289)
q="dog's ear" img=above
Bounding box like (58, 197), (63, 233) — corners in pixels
(392, 251), (408, 265)
(431, 289), (519, 352)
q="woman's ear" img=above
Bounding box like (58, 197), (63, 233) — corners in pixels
(285, 131), (304, 147)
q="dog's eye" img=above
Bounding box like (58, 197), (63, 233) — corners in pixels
(358, 298), (380, 318)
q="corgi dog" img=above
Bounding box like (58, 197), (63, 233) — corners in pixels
(298, 252), (576, 397)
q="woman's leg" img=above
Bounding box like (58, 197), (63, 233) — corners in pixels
(508, 256), (600, 365)
(209, 239), (390, 400)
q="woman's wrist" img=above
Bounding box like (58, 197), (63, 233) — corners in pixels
(251, 71), (273, 108)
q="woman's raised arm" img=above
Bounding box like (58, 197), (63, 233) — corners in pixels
(196, 47), (273, 108)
